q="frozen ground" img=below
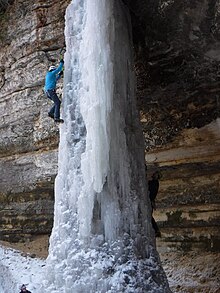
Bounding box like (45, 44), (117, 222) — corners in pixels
(0, 245), (46, 293)
(160, 251), (220, 293)
(0, 240), (219, 293)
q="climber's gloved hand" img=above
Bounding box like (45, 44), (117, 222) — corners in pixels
(60, 59), (64, 64)
(59, 71), (64, 77)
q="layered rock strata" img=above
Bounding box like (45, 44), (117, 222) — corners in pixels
(0, 0), (70, 241)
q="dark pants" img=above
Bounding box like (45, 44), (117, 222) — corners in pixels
(46, 89), (61, 119)
(152, 216), (160, 233)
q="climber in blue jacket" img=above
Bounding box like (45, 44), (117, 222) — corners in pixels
(44, 59), (64, 123)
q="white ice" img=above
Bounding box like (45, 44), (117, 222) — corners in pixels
(43, 0), (171, 292)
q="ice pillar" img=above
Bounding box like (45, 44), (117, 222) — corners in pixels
(44, 0), (171, 292)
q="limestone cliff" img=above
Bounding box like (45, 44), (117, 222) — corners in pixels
(0, 0), (69, 241)
(0, 0), (219, 255)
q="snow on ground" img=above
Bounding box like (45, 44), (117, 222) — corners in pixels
(0, 243), (219, 293)
(0, 245), (45, 293)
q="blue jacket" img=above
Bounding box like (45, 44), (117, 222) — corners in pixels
(44, 61), (64, 91)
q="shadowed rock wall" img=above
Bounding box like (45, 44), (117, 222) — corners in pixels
(122, 0), (220, 251)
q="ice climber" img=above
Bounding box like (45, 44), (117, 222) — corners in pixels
(19, 284), (32, 293)
(44, 59), (64, 123)
(148, 171), (162, 237)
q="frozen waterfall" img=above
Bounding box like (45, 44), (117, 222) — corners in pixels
(44, 0), (171, 292)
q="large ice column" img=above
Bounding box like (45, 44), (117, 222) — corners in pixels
(44, 0), (171, 292)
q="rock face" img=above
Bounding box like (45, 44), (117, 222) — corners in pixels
(123, 0), (220, 252)
(0, 0), (219, 256)
(0, 0), (69, 242)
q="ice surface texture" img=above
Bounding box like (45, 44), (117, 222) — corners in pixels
(44, 0), (171, 292)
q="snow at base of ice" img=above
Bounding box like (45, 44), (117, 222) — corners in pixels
(1, 244), (219, 293)
(45, 240), (169, 293)
(0, 245), (45, 293)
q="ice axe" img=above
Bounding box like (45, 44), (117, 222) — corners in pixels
(59, 46), (66, 75)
